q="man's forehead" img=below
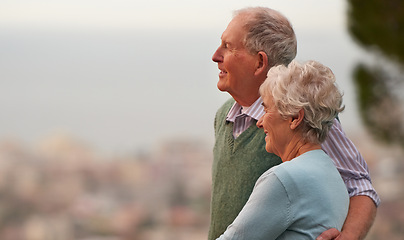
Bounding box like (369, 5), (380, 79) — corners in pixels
(221, 19), (246, 44)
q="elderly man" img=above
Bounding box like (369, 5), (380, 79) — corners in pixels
(209, 7), (380, 240)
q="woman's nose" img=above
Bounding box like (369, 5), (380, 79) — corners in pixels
(256, 117), (264, 128)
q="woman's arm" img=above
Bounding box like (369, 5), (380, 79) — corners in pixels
(216, 170), (290, 240)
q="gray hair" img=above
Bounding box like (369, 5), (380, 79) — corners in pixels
(259, 60), (345, 144)
(234, 7), (297, 67)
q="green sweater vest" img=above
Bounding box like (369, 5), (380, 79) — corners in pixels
(208, 98), (282, 240)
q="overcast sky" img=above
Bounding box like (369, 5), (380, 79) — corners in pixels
(1, 1), (368, 154)
(0, 0), (344, 30)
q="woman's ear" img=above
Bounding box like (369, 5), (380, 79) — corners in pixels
(290, 109), (304, 130)
(255, 51), (269, 77)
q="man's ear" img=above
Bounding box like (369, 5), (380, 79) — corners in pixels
(290, 109), (304, 130)
(255, 51), (269, 77)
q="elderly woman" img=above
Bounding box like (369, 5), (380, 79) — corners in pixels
(216, 60), (349, 240)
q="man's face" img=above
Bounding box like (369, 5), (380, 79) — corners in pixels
(212, 15), (259, 100)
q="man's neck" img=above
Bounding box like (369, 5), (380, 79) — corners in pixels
(232, 94), (260, 107)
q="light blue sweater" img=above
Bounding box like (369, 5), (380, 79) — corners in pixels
(217, 150), (349, 240)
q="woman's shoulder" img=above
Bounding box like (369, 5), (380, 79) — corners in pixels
(271, 150), (336, 185)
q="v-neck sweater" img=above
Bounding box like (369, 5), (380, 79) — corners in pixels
(209, 98), (282, 240)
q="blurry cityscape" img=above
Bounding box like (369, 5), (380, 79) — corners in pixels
(0, 130), (403, 240)
(0, 134), (212, 240)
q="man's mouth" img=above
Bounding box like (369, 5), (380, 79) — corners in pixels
(219, 69), (227, 77)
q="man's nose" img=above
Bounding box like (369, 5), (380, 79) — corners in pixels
(212, 48), (223, 63)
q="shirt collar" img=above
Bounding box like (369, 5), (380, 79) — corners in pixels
(226, 97), (265, 122)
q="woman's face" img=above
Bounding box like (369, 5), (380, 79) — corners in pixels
(257, 96), (292, 156)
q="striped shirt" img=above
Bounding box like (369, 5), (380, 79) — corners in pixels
(226, 97), (264, 138)
(226, 97), (381, 206)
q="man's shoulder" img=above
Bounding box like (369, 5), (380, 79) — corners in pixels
(214, 98), (235, 131)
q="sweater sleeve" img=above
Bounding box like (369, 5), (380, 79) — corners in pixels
(216, 170), (291, 240)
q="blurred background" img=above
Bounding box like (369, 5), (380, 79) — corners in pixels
(0, 0), (403, 239)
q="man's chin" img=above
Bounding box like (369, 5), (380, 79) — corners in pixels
(217, 83), (228, 92)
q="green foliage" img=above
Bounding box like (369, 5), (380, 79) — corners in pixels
(348, 0), (404, 63)
(348, 0), (404, 148)
(353, 65), (404, 146)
